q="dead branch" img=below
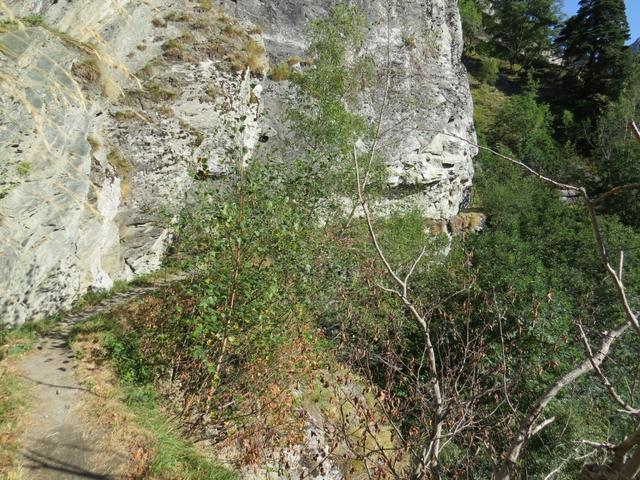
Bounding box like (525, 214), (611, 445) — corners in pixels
(578, 324), (640, 416)
(495, 323), (629, 480)
(629, 121), (640, 144)
(354, 148), (445, 477)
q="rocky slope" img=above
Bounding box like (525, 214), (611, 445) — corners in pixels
(0, 0), (476, 325)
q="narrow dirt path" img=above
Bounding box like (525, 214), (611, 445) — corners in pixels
(14, 278), (184, 479)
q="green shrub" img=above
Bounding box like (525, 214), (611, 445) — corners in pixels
(22, 15), (44, 27)
(16, 162), (31, 176)
(490, 88), (560, 174)
(477, 56), (499, 85)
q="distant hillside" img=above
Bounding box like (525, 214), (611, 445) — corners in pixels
(632, 37), (640, 54)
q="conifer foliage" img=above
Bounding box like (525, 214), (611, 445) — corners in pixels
(556, 0), (632, 113)
(490, 0), (561, 69)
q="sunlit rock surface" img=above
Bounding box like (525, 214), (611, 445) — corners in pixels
(0, 0), (475, 325)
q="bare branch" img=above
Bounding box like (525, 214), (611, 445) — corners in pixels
(578, 324), (640, 416)
(354, 148), (445, 475)
(629, 121), (640, 144)
(431, 131), (581, 192)
(404, 246), (427, 296)
(619, 251), (624, 282)
(576, 439), (617, 450)
(495, 323), (629, 480)
(592, 183), (640, 206)
(530, 417), (556, 437)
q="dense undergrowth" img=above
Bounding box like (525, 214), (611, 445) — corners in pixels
(3, 2), (640, 479)
(69, 4), (640, 478)
(69, 314), (237, 480)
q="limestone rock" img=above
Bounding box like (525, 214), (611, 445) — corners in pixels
(0, 0), (261, 324)
(222, 0), (477, 219)
(0, 0), (476, 325)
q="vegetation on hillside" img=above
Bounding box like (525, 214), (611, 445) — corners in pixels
(3, 1), (639, 478)
(85, 2), (638, 477)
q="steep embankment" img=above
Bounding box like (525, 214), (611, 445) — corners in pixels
(0, 0), (476, 325)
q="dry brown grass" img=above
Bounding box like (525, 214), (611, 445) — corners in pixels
(205, 85), (224, 99)
(164, 11), (191, 22)
(161, 36), (195, 62)
(107, 149), (134, 198)
(190, 17), (212, 30)
(112, 110), (139, 122)
(269, 62), (291, 81)
(158, 106), (174, 118)
(223, 40), (268, 74)
(287, 56), (301, 67)
(244, 40), (267, 74)
(143, 81), (178, 102)
(221, 23), (243, 37)
(72, 58), (101, 84)
(151, 17), (167, 28)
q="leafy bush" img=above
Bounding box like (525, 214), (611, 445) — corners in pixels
(478, 56), (499, 85)
(490, 88), (561, 174)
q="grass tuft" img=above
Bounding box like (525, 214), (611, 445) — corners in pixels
(72, 58), (101, 84)
(143, 81), (179, 102)
(22, 15), (44, 27)
(269, 62), (291, 81)
(16, 162), (31, 176)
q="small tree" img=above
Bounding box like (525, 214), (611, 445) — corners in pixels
(459, 0), (485, 53)
(478, 56), (500, 85)
(592, 59), (640, 226)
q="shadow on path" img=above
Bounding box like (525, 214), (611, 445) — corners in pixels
(21, 447), (120, 479)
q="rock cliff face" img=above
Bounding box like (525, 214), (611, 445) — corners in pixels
(0, 0), (475, 325)
(223, 0), (477, 217)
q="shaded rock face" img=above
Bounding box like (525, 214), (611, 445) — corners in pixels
(0, 0), (475, 325)
(222, 0), (477, 218)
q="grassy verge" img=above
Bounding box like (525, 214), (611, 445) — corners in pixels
(0, 316), (59, 361)
(0, 315), (62, 476)
(70, 313), (236, 480)
(0, 320), (50, 477)
(124, 385), (235, 479)
(0, 366), (27, 477)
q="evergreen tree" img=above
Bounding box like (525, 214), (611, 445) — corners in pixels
(593, 58), (640, 226)
(490, 0), (561, 70)
(556, 0), (631, 114)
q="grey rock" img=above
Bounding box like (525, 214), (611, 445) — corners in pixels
(0, 0), (475, 326)
(0, 0), (261, 324)
(222, 0), (477, 219)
